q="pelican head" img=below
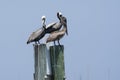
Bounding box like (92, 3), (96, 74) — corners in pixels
(58, 12), (62, 17)
(57, 12), (62, 20)
(41, 16), (46, 22)
(41, 16), (46, 29)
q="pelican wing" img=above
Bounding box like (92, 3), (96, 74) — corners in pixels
(46, 22), (57, 28)
(27, 28), (44, 43)
(46, 31), (65, 43)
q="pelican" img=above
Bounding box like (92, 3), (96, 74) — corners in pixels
(45, 12), (63, 33)
(46, 15), (68, 45)
(27, 16), (46, 44)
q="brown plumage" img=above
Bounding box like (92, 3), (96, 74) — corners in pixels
(46, 14), (68, 45)
(27, 16), (46, 44)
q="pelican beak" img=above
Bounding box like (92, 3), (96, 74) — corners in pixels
(61, 15), (68, 35)
(65, 24), (68, 35)
(61, 17), (68, 35)
(42, 20), (44, 25)
(42, 18), (46, 29)
(63, 19), (68, 35)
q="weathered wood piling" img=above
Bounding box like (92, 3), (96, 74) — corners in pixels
(33, 44), (47, 80)
(33, 44), (65, 80)
(50, 45), (65, 80)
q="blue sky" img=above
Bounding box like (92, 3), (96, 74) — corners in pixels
(0, 0), (120, 80)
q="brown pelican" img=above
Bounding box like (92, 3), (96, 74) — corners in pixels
(27, 16), (46, 44)
(45, 12), (63, 33)
(46, 15), (68, 45)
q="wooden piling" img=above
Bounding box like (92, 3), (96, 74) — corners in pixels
(33, 44), (47, 80)
(49, 45), (65, 80)
(33, 44), (65, 80)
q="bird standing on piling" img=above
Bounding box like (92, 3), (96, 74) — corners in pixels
(46, 14), (68, 45)
(27, 16), (46, 44)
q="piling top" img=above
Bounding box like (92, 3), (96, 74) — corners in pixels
(50, 45), (64, 48)
(50, 45), (64, 50)
(33, 43), (46, 47)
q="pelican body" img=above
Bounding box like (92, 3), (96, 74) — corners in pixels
(27, 16), (46, 44)
(46, 14), (68, 45)
(45, 12), (63, 34)
(46, 27), (67, 45)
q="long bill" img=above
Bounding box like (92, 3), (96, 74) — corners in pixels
(65, 23), (68, 35)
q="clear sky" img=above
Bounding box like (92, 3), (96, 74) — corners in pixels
(0, 0), (120, 80)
